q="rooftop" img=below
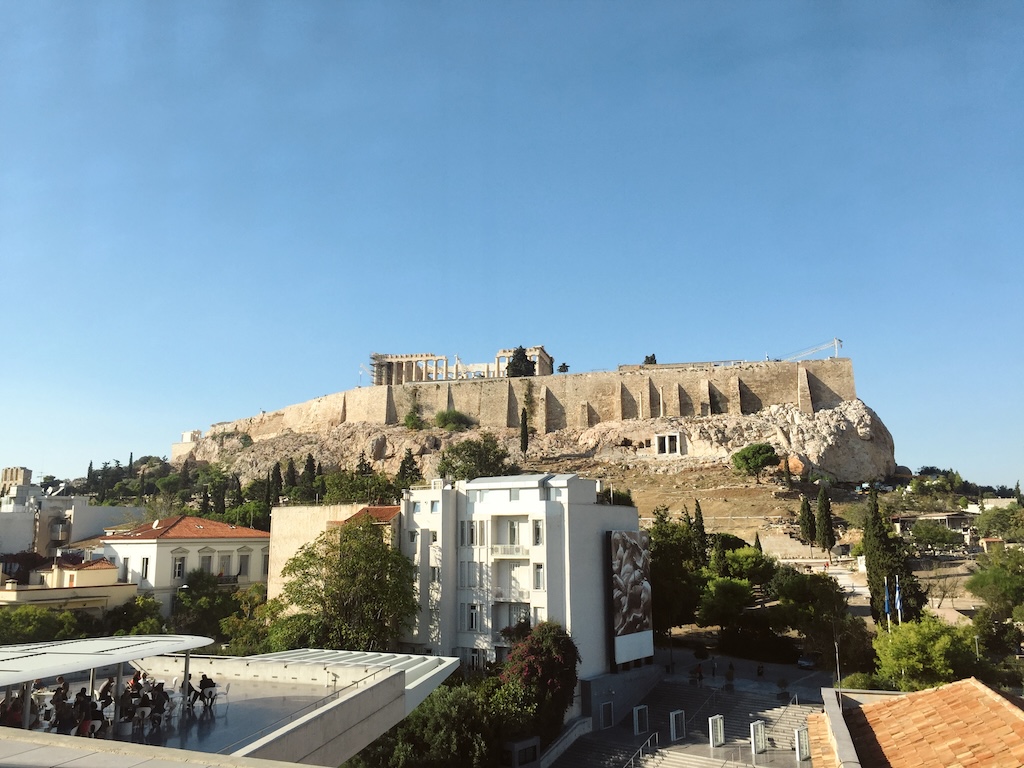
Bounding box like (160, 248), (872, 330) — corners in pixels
(103, 515), (270, 542)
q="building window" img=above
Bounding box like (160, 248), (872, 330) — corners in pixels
(533, 520), (543, 546)
(409, 530), (417, 544)
(218, 553), (232, 576)
(468, 604), (480, 632)
(262, 552), (270, 576)
(238, 553), (250, 577)
(141, 558), (149, 580)
(510, 489), (519, 501)
(533, 563), (545, 590)
(430, 566), (441, 583)
(431, 530), (438, 544)
(200, 555), (213, 574)
(121, 557), (130, 582)
(508, 520), (518, 545)
(430, 500), (439, 513)
(413, 502), (422, 514)
(173, 557), (186, 579)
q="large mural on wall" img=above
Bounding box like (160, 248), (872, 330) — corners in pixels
(608, 529), (654, 665)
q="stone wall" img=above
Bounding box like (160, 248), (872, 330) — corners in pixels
(204, 359), (855, 443)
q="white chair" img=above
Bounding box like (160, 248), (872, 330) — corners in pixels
(213, 682), (230, 707)
(87, 719), (102, 737)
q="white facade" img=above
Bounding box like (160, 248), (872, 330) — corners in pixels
(400, 474), (642, 682)
(0, 484), (145, 558)
(100, 517), (271, 616)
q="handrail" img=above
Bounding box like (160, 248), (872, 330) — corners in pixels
(623, 730), (659, 768)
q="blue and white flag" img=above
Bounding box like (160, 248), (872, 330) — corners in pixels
(884, 576), (890, 617)
(895, 575), (902, 624)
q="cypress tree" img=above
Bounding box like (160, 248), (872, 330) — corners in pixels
(710, 535), (729, 577)
(231, 474), (244, 508)
(816, 487), (836, 561)
(127, 452), (133, 479)
(693, 500), (708, 568)
(798, 495), (816, 548)
(753, 531), (763, 552)
(86, 461), (94, 493)
(301, 454), (316, 487)
(270, 462), (283, 502)
(520, 408), (529, 454)
(863, 489), (925, 623)
(213, 483), (226, 516)
(285, 458), (297, 488)
(200, 486), (210, 516)
(180, 459), (190, 488)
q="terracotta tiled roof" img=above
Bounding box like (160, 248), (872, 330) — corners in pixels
(102, 515), (269, 541)
(349, 506), (401, 524)
(844, 678), (1024, 767)
(806, 711), (841, 768)
(64, 558), (116, 571)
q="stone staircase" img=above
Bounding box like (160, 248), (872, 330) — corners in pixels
(551, 680), (820, 768)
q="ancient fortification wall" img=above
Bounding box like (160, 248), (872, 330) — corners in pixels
(203, 359), (856, 444)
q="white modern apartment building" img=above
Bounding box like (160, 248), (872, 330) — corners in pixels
(399, 474), (645, 681)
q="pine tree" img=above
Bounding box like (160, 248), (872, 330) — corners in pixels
(127, 452), (133, 479)
(285, 458), (297, 488)
(200, 486), (210, 516)
(798, 496), (816, 548)
(301, 454), (316, 487)
(180, 459), (190, 488)
(710, 535), (729, 577)
(693, 500), (709, 568)
(520, 408), (529, 454)
(816, 487), (836, 561)
(753, 531), (763, 552)
(231, 474), (244, 508)
(396, 449), (422, 487)
(86, 461), (94, 493)
(213, 483), (226, 516)
(506, 346), (536, 377)
(863, 490), (926, 623)
(356, 452), (373, 476)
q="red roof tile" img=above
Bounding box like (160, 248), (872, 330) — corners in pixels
(350, 506), (400, 524)
(102, 515), (269, 542)
(844, 678), (1024, 767)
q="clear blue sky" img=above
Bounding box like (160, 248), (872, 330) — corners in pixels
(2, 2), (1021, 488)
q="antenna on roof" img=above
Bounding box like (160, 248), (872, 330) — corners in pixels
(152, 520), (160, 529)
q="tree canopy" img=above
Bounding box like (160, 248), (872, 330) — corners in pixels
(874, 613), (980, 691)
(278, 517), (418, 651)
(731, 443), (779, 484)
(436, 433), (515, 481)
(506, 346), (536, 378)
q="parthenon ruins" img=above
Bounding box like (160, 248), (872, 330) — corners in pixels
(370, 347), (554, 386)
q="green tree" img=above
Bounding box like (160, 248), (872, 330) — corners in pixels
(692, 500), (708, 568)
(709, 535), (729, 577)
(725, 546), (777, 586)
(0, 605), (83, 644)
(753, 531), (763, 552)
(520, 408), (529, 454)
(270, 462), (283, 503)
(219, 584), (284, 656)
(862, 490), (926, 623)
(199, 486), (210, 516)
(500, 621), (580, 745)
(301, 454), (316, 488)
(648, 507), (705, 636)
(285, 458), (298, 488)
(278, 517), (418, 651)
(104, 594), (165, 636)
(433, 409), (473, 430)
(731, 443), (779, 484)
(816, 487), (836, 560)
(874, 613), (979, 691)
(556, 362), (569, 373)
(798, 496), (816, 547)
(643, 354), (657, 365)
(697, 577), (753, 633)
(396, 449), (423, 489)
(172, 569), (237, 639)
(506, 346), (536, 378)
(965, 548), (1024, 621)
(436, 433), (515, 481)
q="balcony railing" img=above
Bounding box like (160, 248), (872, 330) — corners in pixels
(490, 544), (530, 557)
(493, 586), (530, 602)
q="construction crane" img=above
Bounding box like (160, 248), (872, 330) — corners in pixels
(780, 338), (843, 362)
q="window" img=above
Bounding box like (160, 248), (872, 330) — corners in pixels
(508, 520), (518, 545)
(408, 530), (417, 544)
(121, 557), (130, 582)
(238, 553), (250, 578)
(430, 500), (439, 513)
(510, 489), (520, 501)
(533, 520), (543, 546)
(200, 555), (212, 574)
(173, 557), (186, 579)
(262, 552), (270, 576)
(431, 530), (438, 543)
(459, 561), (479, 588)
(534, 563), (545, 590)
(141, 558), (149, 580)
(412, 502), (422, 514)
(218, 553), (232, 576)
(468, 604), (480, 632)
(430, 566), (441, 583)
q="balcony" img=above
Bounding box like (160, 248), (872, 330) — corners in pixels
(492, 586), (530, 602)
(490, 544), (530, 558)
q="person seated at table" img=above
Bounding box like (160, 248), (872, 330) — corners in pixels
(53, 701), (76, 735)
(118, 686), (136, 722)
(198, 674), (216, 706)
(183, 674), (201, 707)
(88, 701), (107, 737)
(2, 696), (22, 728)
(72, 689), (89, 722)
(150, 682), (169, 726)
(127, 671), (142, 694)
(51, 679), (68, 708)
(98, 677), (115, 707)
(134, 691), (152, 727)
(140, 672), (153, 693)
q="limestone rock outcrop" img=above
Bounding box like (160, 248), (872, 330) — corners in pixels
(184, 399), (894, 487)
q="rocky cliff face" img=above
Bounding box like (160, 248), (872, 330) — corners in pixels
(185, 399), (894, 486)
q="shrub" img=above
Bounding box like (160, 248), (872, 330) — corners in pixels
(404, 406), (425, 430)
(434, 409), (473, 430)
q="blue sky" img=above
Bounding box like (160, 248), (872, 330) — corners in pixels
(2, 2), (1021, 487)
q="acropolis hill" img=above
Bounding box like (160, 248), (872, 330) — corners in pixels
(173, 349), (896, 487)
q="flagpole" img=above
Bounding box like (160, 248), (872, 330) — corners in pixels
(896, 574), (903, 625)
(885, 576), (891, 634)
